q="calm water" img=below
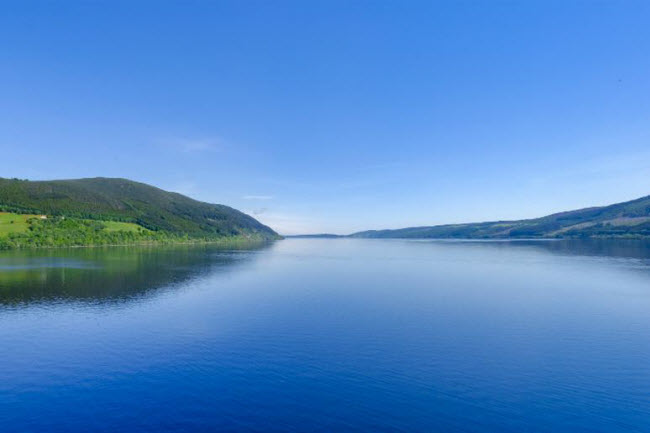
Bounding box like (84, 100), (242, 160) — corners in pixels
(1, 239), (649, 432)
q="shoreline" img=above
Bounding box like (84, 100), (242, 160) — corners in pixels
(0, 236), (281, 251)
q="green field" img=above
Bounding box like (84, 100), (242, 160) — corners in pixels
(0, 212), (42, 236)
(0, 212), (148, 238)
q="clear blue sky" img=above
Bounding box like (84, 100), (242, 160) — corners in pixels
(1, 1), (649, 235)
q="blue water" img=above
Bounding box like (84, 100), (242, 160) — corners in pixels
(0, 239), (649, 432)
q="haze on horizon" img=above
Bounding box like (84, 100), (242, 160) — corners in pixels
(1, 1), (649, 235)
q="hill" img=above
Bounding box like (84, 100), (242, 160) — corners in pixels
(0, 177), (279, 248)
(350, 195), (650, 239)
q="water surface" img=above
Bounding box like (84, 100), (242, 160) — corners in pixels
(1, 239), (649, 432)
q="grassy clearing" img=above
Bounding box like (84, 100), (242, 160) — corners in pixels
(101, 220), (150, 233)
(0, 212), (41, 236)
(0, 212), (148, 238)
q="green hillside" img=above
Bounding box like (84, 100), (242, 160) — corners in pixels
(351, 195), (650, 239)
(0, 177), (279, 248)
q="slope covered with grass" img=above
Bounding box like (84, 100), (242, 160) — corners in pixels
(0, 212), (41, 236)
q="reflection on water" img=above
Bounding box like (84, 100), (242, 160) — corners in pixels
(1, 239), (649, 433)
(402, 238), (650, 261)
(505, 238), (650, 261)
(0, 243), (272, 305)
(3, 239), (650, 306)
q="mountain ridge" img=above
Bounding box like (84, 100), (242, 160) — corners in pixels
(349, 194), (650, 239)
(0, 177), (279, 247)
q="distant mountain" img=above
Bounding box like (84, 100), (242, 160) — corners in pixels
(351, 195), (650, 239)
(0, 177), (279, 243)
(285, 234), (344, 239)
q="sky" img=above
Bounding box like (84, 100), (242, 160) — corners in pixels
(1, 1), (650, 235)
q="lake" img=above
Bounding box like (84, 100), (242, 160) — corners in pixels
(1, 239), (649, 432)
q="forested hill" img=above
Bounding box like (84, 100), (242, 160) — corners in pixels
(351, 195), (650, 239)
(0, 177), (278, 240)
